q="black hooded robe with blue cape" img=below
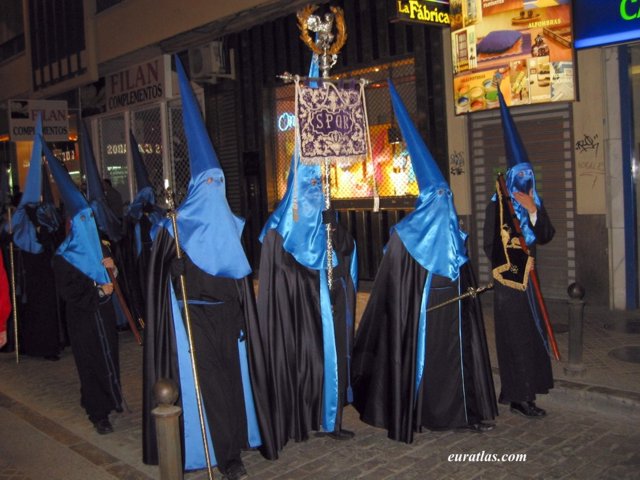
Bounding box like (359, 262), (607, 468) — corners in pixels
(142, 56), (264, 475)
(249, 57), (358, 458)
(351, 80), (497, 443)
(43, 140), (123, 424)
(8, 118), (63, 358)
(482, 86), (555, 404)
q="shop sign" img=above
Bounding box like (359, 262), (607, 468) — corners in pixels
(391, 0), (450, 26)
(106, 55), (172, 112)
(450, 0), (575, 114)
(574, 0), (640, 49)
(8, 99), (69, 142)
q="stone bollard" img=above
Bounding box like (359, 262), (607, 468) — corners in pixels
(152, 378), (183, 480)
(564, 282), (586, 377)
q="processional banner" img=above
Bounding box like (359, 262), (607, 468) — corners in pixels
(295, 80), (368, 165)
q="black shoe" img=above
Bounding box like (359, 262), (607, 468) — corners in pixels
(510, 401), (546, 418)
(458, 422), (495, 433)
(93, 418), (114, 435)
(328, 429), (355, 440)
(222, 459), (247, 480)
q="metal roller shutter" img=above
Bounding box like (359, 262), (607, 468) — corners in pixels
(470, 102), (576, 300)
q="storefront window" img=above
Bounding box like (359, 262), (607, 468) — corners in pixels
(98, 114), (129, 202)
(271, 58), (419, 202)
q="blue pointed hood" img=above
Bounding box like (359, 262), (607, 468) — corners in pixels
(130, 130), (153, 191)
(259, 56), (329, 270)
(154, 55), (250, 279)
(176, 57), (221, 175)
(388, 80), (468, 280)
(497, 87), (541, 245)
(42, 139), (109, 284)
(80, 120), (122, 242)
(9, 115), (44, 253)
(259, 153), (327, 270)
(126, 130), (163, 223)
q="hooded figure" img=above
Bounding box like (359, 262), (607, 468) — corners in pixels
(350, 80), (497, 442)
(121, 130), (164, 317)
(80, 121), (141, 331)
(251, 56), (358, 459)
(142, 56), (263, 480)
(482, 86), (555, 418)
(43, 138), (123, 434)
(6, 116), (63, 359)
(80, 120), (122, 242)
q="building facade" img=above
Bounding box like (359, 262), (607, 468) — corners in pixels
(0, 0), (637, 310)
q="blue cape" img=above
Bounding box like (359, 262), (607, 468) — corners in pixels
(259, 56), (331, 271)
(259, 56), (358, 431)
(10, 115), (44, 253)
(154, 55), (251, 279)
(42, 139), (109, 285)
(388, 79), (468, 281)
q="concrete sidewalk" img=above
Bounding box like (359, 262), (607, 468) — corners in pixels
(0, 292), (639, 479)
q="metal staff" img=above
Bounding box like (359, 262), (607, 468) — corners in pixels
(6, 207), (18, 363)
(496, 173), (561, 360)
(164, 184), (214, 480)
(427, 283), (493, 313)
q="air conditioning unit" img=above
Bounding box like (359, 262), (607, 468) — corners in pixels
(188, 41), (235, 83)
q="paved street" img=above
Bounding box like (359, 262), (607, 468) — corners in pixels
(1, 292), (639, 479)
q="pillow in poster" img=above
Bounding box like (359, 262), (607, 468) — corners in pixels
(477, 30), (522, 54)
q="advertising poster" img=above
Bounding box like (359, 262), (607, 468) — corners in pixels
(450, 0), (574, 114)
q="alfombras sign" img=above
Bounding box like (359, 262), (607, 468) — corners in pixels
(8, 99), (69, 142)
(105, 55), (172, 112)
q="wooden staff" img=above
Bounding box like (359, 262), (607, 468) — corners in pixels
(6, 207), (18, 363)
(105, 267), (142, 345)
(164, 183), (214, 480)
(497, 173), (561, 361)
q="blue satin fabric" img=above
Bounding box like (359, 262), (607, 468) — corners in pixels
(319, 270), (338, 432)
(42, 139), (87, 217)
(260, 158), (331, 270)
(388, 80), (468, 280)
(169, 283), (261, 470)
(164, 55), (251, 279)
(156, 168), (251, 279)
(414, 272), (432, 398)
(129, 130), (153, 190)
(505, 163), (541, 247)
(126, 187), (156, 221)
(127, 187), (164, 257)
(10, 117), (43, 254)
(56, 206), (110, 285)
(498, 87), (529, 168)
(42, 141), (109, 285)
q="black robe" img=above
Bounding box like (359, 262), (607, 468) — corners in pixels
(16, 213), (64, 357)
(142, 228), (266, 472)
(252, 226), (356, 459)
(351, 233), (497, 443)
(52, 255), (122, 422)
(483, 201), (555, 403)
